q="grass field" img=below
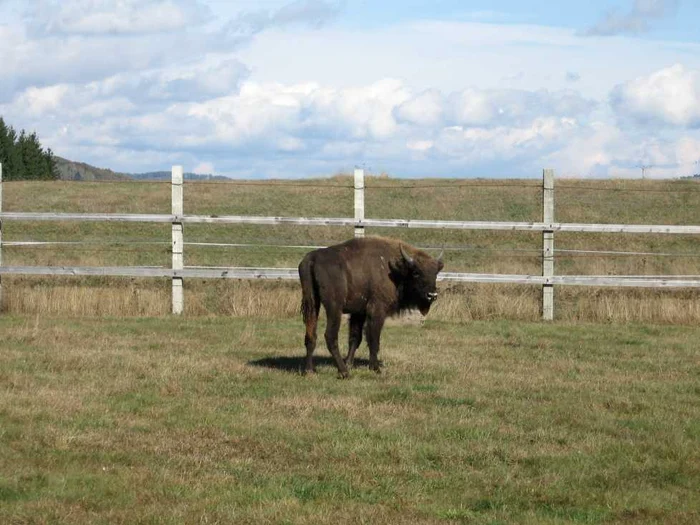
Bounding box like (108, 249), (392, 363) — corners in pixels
(1, 315), (699, 524)
(1, 177), (699, 523)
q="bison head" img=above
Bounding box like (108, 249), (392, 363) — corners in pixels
(399, 244), (444, 315)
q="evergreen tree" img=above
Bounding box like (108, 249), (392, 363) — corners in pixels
(0, 116), (58, 180)
(0, 118), (22, 179)
(0, 117), (7, 176)
(45, 148), (58, 180)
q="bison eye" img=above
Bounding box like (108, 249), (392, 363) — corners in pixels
(412, 270), (421, 278)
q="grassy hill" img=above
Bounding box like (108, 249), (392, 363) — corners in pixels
(2, 175), (700, 322)
(54, 156), (132, 181)
(131, 171), (231, 181)
(54, 157), (231, 182)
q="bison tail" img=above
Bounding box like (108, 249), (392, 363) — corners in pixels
(298, 254), (319, 324)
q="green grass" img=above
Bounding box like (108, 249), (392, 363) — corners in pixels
(1, 315), (699, 523)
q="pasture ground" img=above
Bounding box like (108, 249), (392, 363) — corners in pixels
(1, 315), (698, 524)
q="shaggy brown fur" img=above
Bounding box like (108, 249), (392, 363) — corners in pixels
(298, 236), (443, 378)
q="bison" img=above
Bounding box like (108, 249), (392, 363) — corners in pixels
(298, 236), (444, 378)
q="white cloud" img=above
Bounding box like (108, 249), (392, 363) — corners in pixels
(396, 87), (595, 130)
(225, 0), (341, 37)
(6, 57), (249, 122)
(0, 0), (340, 103)
(182, 79), (411, 150)
(566, 71), (581, 83)
(611, 64), (700, 128)
(237, 20), (700, 102)
(27, 0), (212, 36)
(4, 69), (696, 179)
(584, 0), (680, 36)
(98, 59), (250, 105)
(406, 139), (434, 152)
(395, 90), (444, 127)
(15, 84), (71, 116)
(193, 161), (215, 174)
(2, 4), (700, 179)
(0, 26), (236, 102)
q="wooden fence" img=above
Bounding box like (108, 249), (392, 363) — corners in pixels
(1, 163), (700, 320)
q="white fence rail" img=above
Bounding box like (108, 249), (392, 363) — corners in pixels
(3, 211), (700, 234)
(1, 266), (700, 289)
(1, 164), (700, 319)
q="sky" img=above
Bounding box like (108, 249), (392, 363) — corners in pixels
(1, 0), (699, 179)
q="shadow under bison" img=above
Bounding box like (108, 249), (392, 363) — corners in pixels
(248, 356), (375, 374)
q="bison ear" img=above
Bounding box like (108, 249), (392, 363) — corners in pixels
(400, 244), (415, 268)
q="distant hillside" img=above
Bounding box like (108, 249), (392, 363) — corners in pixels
(54, 158), (231, 181)
(55, 156), (132, 181)
(131, 171), (230, 181)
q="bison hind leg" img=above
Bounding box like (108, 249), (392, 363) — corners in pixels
(323, 306), (350, 379)
(303, 302), (321, 375)
(304, 334), (317, 374)
(366, 314), (386, 374)
(345, 313), (366, 369)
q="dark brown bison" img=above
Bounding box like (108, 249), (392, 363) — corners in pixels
(298, 236), (444, 378)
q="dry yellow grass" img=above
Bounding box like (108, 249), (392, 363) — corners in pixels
(5, 276), (700, 326)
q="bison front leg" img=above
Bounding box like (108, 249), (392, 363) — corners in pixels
(366, 314), (386, 373)
(324, 307), (351, 379)
(345, 313), (366, 369)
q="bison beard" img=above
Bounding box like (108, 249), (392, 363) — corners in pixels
(298, 236), (444, 378)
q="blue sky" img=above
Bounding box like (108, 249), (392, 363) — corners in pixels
(1, 0), (699, 178)
(205, 0), (700, 41)
(344, 0), (699, 40)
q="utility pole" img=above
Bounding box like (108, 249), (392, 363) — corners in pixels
(638, 164), (651, 179)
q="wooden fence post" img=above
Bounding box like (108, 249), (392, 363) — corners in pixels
(354, 168), (365, 238)
(172, 166), (184, 314)
(542, 168), (555, 321)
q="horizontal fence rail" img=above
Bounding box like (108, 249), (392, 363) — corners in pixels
(2, 266), (700, 288)
(3, 212), (700, 235)
(2, 164), (700, 320)
(7, 241), (700, 259)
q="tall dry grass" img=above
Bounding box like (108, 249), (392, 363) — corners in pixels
(6, 276), (700, 325)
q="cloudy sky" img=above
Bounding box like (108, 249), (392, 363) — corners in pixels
(1, 0), (699, 178)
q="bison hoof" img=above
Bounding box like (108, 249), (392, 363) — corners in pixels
(338, 371), (351, 379)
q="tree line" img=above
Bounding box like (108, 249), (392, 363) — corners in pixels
(0, 117), (58, 180)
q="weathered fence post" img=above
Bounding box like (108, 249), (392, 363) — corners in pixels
(171, 166), (184, 314)
(354, 168), (365, 238)
(542, 169), (555, 321)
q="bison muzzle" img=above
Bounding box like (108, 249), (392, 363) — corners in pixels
(298, 236), (444, 378)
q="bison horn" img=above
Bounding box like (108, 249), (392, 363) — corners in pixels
(437, 249), (444, 263)
(400, 244), (415, 267)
